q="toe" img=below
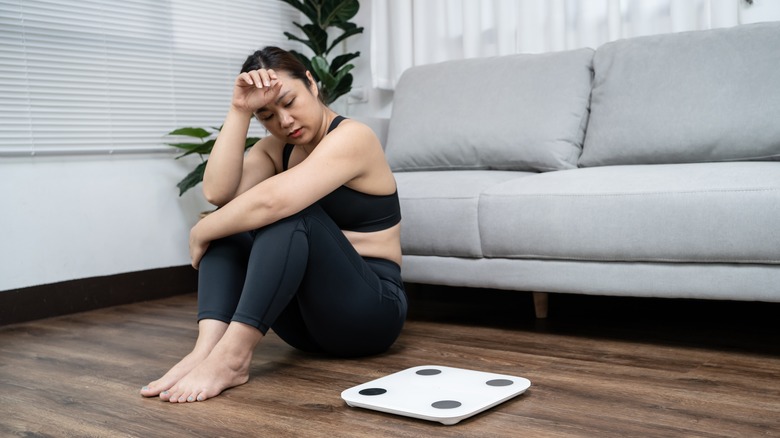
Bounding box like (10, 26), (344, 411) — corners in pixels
(170, 389), (187, 403)
(140, 384), (160, 397)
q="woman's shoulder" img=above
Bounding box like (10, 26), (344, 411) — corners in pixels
(329, 117), (382, 151)
(336, 117), (372, 133)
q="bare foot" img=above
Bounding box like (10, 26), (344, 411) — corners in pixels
(165, 350), (251, 403)
(140, 351), (208, 398)
(140, 319), (229, 398)
(166, 322), (262, 403)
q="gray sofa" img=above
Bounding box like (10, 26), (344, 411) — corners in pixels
(377, 22), (780, 317)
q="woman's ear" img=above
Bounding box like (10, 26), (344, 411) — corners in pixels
(306, 70), (319, 97)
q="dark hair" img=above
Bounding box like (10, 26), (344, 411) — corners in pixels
(241, 46), (315, 92)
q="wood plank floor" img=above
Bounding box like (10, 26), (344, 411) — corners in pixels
(1, 286), (779, 437)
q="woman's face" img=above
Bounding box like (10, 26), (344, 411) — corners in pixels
(253, 70), (323, 145)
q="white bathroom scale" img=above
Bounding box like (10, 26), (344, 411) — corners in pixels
(341, 365), (531, 425)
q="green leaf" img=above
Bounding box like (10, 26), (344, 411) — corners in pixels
(325, 0), (359, 26)
(334, 21), (357, 32)
(167, 127), (211, 138)
(177, 160), (208, 196)
(310, 56), (331, 82)
(279, 0), (319, 24)
(330, 52), (359, 74)
(283, 30), (318, 55)
(326, 26), (363, 55)
(326, 73), (353, 105)
(166, 142), (205, 151)
(174, 139), (215, 158)
(308, 0), (325, 26)
(333, 63), (354, 83)
(318, 73), (337, 92)
(296, 22), (329, 55)
(245, 137), (261, 149)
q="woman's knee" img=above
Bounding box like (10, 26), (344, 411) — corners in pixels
(211, 233), (252, 252)
(200, 232), (253, 269)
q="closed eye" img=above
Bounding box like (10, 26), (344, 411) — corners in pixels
(255, 111), (272, 121)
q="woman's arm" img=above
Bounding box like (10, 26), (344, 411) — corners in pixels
(190, 121), (383, 268)
(202, 70), (283, 206)
(202, 108), (253, 206)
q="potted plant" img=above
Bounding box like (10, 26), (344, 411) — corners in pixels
(279, 0), (364, 105)
(166, 126), (260, 196)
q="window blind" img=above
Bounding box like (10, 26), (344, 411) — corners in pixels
(0, 0), (299, 156)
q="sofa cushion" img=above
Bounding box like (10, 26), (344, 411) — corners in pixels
(479, 162), (780, 264)
(385, 48), (594, 173)
(580, 22), (780, 167)
(395, 170), (534, 257)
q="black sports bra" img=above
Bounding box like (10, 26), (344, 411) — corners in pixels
(282, 116), (402, 232)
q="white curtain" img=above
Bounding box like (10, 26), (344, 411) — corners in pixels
(371, 0), (742, 89)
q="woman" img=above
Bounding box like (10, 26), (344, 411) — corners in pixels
(140, 47), (407, 403)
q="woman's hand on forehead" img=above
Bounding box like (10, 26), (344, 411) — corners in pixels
(242, 68), (277, 88)
(232, 69), (283, 114)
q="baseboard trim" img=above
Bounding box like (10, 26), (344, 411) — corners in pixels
(0, 266), (197, 326)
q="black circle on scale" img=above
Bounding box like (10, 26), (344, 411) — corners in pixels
(432, 400), (462, 409)
(359, 387), (387, 396)
(415, 368), (442, 376)
(486, 379), (514, 387)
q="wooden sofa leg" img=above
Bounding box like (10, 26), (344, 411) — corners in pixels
(533, 292), (549, 319)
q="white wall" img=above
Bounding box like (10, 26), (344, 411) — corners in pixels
(0, 154), (211, 291)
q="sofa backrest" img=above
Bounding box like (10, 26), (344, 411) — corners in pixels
(580, 22), (780, 167)
(385, 48), (594, 173)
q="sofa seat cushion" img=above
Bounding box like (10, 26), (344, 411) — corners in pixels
(386, 48), (594, 173)
(580, 22), (780, 167)
(479, 162), (780, 263)
(396, 170), (535, 257)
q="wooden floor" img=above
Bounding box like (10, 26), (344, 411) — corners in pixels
(2, 286), (780, 437)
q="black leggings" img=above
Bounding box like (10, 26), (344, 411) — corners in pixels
(197, 204), (407, 357)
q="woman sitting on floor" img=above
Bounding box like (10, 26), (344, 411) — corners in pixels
(140, 46), (407, 403)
